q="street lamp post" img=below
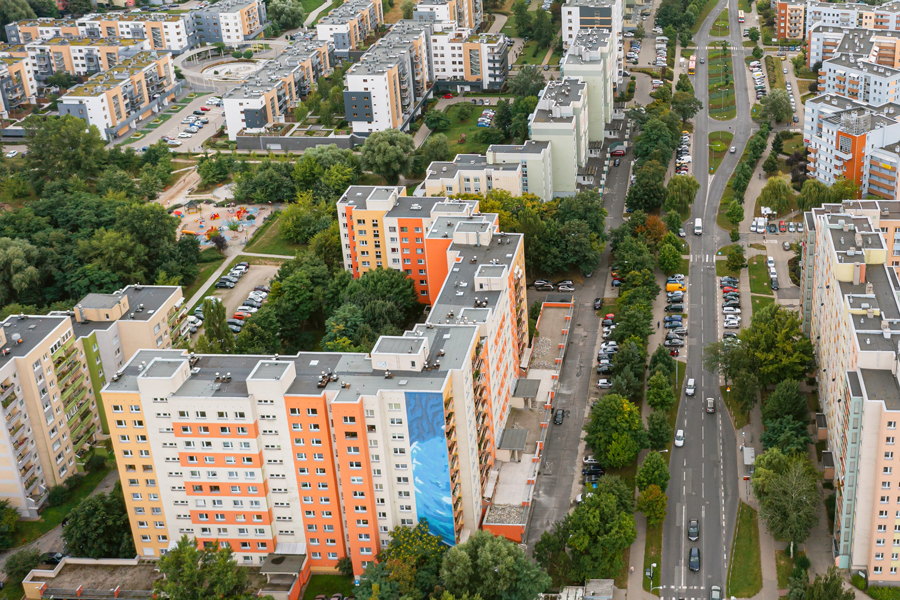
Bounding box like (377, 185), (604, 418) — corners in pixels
(645, 563), (662, 593)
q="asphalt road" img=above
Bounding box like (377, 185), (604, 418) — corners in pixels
(524, 138), (631, 552)
(657, 0), (747, 597)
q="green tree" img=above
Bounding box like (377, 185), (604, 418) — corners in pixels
(24, 115), (107, 183)
(760, 88), (794, 123)
(609, 365), (641, 401)
(420, 133), (451, 165)
(63, 482), (135, 559)
(830, 175), (860, 202)
(508, 66), (545, 98)
(194, 298), (234, 354)
(511, 0), (533, 37)
(646, 370), (676, 412)
(584, 394), (646, 468)
(626, 159), (667, 212)
(725, 244), (747, 271)
(64, 0), (93, 14)
(154, 536), (260, 600)
(646, 410), (672, 451)
(634, 23), (645, 39)
(424, 111), (451, 131)
(636, 451), (670, 493)
(657, 243), (682, 275)
(441, 530), (551, 600)
(762, 379), (807, 424)
(0, 0), (35, 36)
(756, 456), (820, 555)
(637, 484), (668, 526)
(0, 499), (18, 551)
(791, 566), (855, 600)
(726, 199), (744, 229)
(732, 370), (760, 418)
(771, 134), (784, 155)
(741, 303), (814, 387)
(761, 416), (813, 454)
(268, 0), (305, 30)
(533, 9), (554, 47)
(649, 344), (675, 378)
(3, 548), (41, 587)
(759, 175), (793, 215)
(671, 91), (703, 124)
(401, 0), (415, 18)
(361, 129), (415, 184)
(45, 71), (76, 89)
(763, 152), (779, 176)
(0, 237), (41, 307)
(357, 519), (446, 600)
(664, 175), (699, 215)
(798, 178), (830, 211)
(749, 27), (760, 42)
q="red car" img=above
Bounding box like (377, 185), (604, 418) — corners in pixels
(611, 148), (626, 156)
(233, 311), (251, 320)
(722, 286), (736, 294)
(200, 106), (211, 112)
(779, 221), (786, 232)
(442, 93), (454, 99)
(605, 313), (615, 321)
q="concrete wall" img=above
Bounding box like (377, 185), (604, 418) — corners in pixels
(235, 134), (363, 151)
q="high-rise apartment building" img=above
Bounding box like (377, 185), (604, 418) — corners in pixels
(100, 209), (528, 576)
(0, 56), (37, 118)
(528, 77), (589, 197)
(801, 200), (900, 584)
(428, 27), (508, 92)
(414, 0), (482, 30)
(192, 0), (268, 44)
(775, 0), (805, 41)
(316, 0), (384, 58)
(560, 28), (616, 132)
(0, 36), (149, 81)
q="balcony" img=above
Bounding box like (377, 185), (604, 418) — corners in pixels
(60, 374), (86, 403)
(64, 386), (88, 414)
(807, 163), (817, 172)
(67, 401), (91, 424)
(24, 475), (38, 491)
(74, 424), (96, 450)
(5, 408), (22, 430)
(19, 462), (35, 481)
(70, 417), (93, 442)
(52, 337), (75, 363)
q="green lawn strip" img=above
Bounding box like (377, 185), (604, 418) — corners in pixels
(707, 48), (736, 122)
(691, 0), (718, 33)
(500, 14), (518, 36)
(727, 502), (763, 598)
(0, 583), (24, 600)
(794, 64), (818, 80)
(299, 0), (328, 14)
(643, 522), (663, 594)
(721, 385), (749, 429)
(751, 295), (775, 312)
(748, 256), (774, 295)
(780, 134), (804, 156)
(244, 211), (302, 256)
(710, 9), (730, 36)
(515, 41), (548, 65)
(716, 259), (740, 279)
(614, 546), (632, 589)
(765, 55), (786, 90)
(182, 248), (226, 302)
(775, 550), (806, 589)
(738, 0), (750, 10)
(709, 131), (734, 174)
(442, 102), (511, 156)
(301, 575), (356, 600)
(14, 461), (113, 547)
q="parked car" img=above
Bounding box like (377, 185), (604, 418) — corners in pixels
(689, 548), (700, 571)
(688, 519), (699, 541)
(674, 429), (684, 447)
(215, 280), (234, 289)
(553, 409), (564, 425)
(593, 298), (604, 310)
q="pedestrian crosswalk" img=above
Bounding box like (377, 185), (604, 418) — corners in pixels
(664, 585), (706, 590)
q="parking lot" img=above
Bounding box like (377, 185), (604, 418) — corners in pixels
(191, 263), (279, 337)
(123, 95), (225, 151)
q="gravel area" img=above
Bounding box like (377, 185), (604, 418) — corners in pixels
(530, 336), (556, 369)
(483, 504), (526, 525)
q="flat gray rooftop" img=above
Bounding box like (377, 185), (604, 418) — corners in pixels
(0, 315), (69, 368)
(488, 140), (550, 155)
(860, 368), (900, 411)
(849, 369), (863, 398)
(373, 336), (426, 355)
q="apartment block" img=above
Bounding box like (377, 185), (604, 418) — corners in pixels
(775, 0), (805, 41)
(0, 315), (102, 519)
(560, 28), (615, 134)
(58, 51), (181, 141)
(420, 154), (523, 198)
(414, 0), (482, 30)
(192, 0), (268, 44)
(223, 38), (331, 140)
(561, 0), (623, 77)
(429, 28), (508, 91)
(101, 212), (527, 575)
(486, 141), (553, 200)
(0, 57), (37, 118)
(806, 1), (900, 64)
(343, 20), (430, 135)
(4, 19), (81, 46)
(799, 200), (900, 584)
(528, 77), (589, 197)
(803, 97), (900, 199)
(316, 0), (383, 57)
(0, 37), (148, 82)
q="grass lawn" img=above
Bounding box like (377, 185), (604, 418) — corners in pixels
(775, 550), (806, 588)
(721, 386), (749, 429)
(738, 0), (751, 10)
(301, 575), (356, 600)
(708, 48), (736, 121)
(780, 134), (805, 156)
(515, 41), (549, 65)
(299, 0), (328, 15)
(311, 0), (342, 25)
(794, 63), (818, 80)
(614, 546), (632, 589)
(728, 502), (763, 598)
(549, 49), (563, 65)
(765, 55), (786, 90)
(182, 247), (226, 301)
(245, 212), (301, 256)
(709, 131), (734, 174)
(15, 460), (113, 547)
(748, 256), (774, 295)
(442, 102), (510, 156)
(691, 0), (718, 33)
(716, 259), (740, 279)
(643, 522), (663, 594)
(710, 9), (730, 36)
(751, 295), (775, 312)
(500, 14), (518, 37)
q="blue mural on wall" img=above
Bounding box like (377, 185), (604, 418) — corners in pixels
(405, 391), (455, 545)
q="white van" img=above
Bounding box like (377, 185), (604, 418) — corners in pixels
(652, 79), (664, 86)
(694, 218), (703, 235)
(686, 378), (696, 396)
(749, 61), (761, 68)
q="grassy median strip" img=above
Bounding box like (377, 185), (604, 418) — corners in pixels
(710, 9), (730, 36)
(708, 45), (736, 121)
(748, 256), (774, 295)
(728, 502), (763, 598)
(709, 132), (734, 174)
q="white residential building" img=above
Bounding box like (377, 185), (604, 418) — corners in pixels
(528, 77), (589, 197)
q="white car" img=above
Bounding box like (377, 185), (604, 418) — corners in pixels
(783, 67), (788, 74)
(237, 305), (259, 314)
(730, 146), (736, 153)
(674, 429), (684, 447)
(4, 150), (17, 159)
(685, 378), (696, 396)
(722, 307), (742, 315)
(767, 256), (775, 268)
(178, 132), (193, 138)
(624, 31), (634, 37)
(597, 379), (613, 389)
(576, 492), (594, 504)
(167, 140), (183, 146)
(724, 320), (741, 329)
(583, 455), (598, 464)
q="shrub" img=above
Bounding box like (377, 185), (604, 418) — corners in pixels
(794, 554), (811, 571)
(64, 473), (85, 492)
(851, 574), (866, 590)
(47, 485), (70, 507)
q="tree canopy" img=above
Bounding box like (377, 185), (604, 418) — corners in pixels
(154, 536), (270, 600)
(62, 482), (135, 559)
(584, 394), (647, 468)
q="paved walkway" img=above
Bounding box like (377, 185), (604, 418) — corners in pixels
(304, 0), (334, 26)
(487, 13), (507, 33)
(0, 468), (120, 582)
